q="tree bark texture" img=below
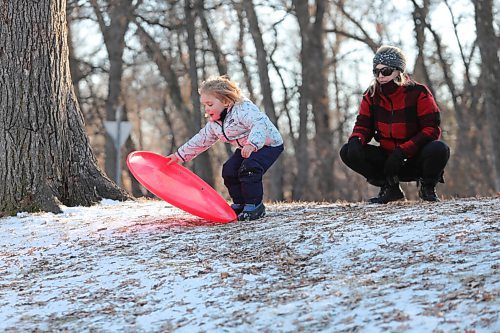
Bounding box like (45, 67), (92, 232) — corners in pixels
(0, 0), (129, 216)
(293, 0), (334, 200)
(474, 0), (500, 192)
(184, 0), (214, 186)
(243, 0), (284, 201)
(308, 0), (335, 200)
(411, 0), (433, 89)
(291, 0), (312, 200)
(410, 0), (488, 195)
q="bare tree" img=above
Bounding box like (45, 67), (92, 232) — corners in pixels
(242, 0), (284, 201)
(410, 0), (494, 195)
(0, 0), (129, 216)
(196, 0), (228, 75)
(134, 9), (217, 185)
(474, 0), (500, 193)
(184, 0), (214, 185)
(64, 0), (497, 201)
(328, 0), (379, 52)
(328, 0), (496, 197)
(290, 0), (312, 200)
(90, 0), (143, 189)
(411, 0), (433, 88)
(292, 0), (336, 200)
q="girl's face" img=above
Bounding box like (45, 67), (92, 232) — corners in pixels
(373, 64), (399, 85)
(200, 92), (230, 122)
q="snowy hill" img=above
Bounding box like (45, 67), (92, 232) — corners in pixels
(1, 197), (499, 332)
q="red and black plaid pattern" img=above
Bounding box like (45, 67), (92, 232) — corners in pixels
(350, 81), (441, 158)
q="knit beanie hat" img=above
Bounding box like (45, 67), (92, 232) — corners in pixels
(373, 45), (407, 72)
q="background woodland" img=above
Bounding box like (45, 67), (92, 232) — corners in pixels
(66, 0), (500, 202)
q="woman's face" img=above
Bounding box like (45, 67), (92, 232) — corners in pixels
(200, 92), (230, 122)
(373, 64), (400, 85)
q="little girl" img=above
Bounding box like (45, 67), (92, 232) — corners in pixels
(167, 75), (284, 221)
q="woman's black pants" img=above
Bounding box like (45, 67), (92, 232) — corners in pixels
(339, 140), (450, 186)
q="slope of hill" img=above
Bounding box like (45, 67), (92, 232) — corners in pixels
(1, 197), (498, 332)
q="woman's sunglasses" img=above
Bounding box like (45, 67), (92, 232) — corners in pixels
(373, 67), (396, 77)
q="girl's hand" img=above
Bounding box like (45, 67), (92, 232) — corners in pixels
(166, 154), (181, 165)
(241, 144), (256, 158)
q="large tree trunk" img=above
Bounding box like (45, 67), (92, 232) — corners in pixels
(474, 0), (500, 193)
(0, 0), (129, 216)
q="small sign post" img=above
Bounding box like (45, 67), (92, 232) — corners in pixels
(104, 106), (132, 187)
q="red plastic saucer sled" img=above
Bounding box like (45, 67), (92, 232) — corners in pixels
(127, 151), (237, 223)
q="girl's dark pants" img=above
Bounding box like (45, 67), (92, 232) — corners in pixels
(339, 140), (450, 185)
(222, 145), (284, 205)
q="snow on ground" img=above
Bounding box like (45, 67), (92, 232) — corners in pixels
(0, 197), (498, 332)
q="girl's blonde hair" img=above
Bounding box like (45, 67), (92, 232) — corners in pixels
(199, 75), (243, 104)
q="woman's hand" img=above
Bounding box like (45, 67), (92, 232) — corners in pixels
(166, 154), (182, 165)
(241, 144), (256, 158)
(384, 147), (406, 185)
